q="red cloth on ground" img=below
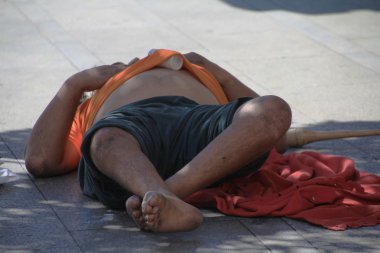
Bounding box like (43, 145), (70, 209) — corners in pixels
(186, 150), (380, 230)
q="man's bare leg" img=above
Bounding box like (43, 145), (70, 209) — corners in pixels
(91, 95), (291, 232)
(133, 95), (291, 231)
(163, 95), (292, 198)
(90, 127), (203, 232)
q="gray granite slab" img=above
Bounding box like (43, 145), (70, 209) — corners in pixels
(0, 140), (81, 253)
(307, 9), (380, 40)
(33, 172), (135, 231)
(222, 0), (380, 75)
(72, 220), (270, 253)
(240, 217), (318, 252)
(229, 57), (380, 122)
(33, 172), (238, 232)
(353, 37), (380, 57)
(285, 218), (380, 253)
(2, 0), (380, 252)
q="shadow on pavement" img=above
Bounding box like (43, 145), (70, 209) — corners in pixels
(221, 0), (380, 14)
(1, 121), (379, 161)
(0, 128), (31, 160)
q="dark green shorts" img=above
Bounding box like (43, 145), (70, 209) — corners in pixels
(78, 96), (267, 209)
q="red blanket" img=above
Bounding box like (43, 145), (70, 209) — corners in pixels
(186, 150), (380, 230)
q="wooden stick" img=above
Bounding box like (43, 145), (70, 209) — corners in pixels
(286, 128), (380, 148)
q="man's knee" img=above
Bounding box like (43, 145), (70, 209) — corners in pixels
(91, 127), (118, 158)
(234, 95), (292, 137)
(90, 127), (138, 166)
(261, 95), (292, 129)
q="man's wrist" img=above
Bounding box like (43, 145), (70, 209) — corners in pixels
(207, 63), (231, 84)
(61, 80), (85, 103)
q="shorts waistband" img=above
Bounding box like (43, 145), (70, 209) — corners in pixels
(126, 96), (199, 107)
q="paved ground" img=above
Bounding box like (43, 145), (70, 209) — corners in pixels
(1, 0), (380, 252)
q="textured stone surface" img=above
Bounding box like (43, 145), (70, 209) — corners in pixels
(72, 220), (269, 253)
(1, 0), (379, 252)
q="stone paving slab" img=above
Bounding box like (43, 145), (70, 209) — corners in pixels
(0, 140), (81, 252)
(285, 218), (380, 253)
(72, 220), (270, 253)
(1, 0), (380, 252)
(240, 217), (318, 253)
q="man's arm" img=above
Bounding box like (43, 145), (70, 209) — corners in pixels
(184, 52), (259, 101)
(24, 65), (124, 177)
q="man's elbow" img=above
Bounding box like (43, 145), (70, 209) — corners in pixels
(24, 155), (49, 177)
(25, 154), (76, 177)
(24, 153), (66, 177)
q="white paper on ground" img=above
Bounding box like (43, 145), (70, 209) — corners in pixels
(0, 168), (19, 184)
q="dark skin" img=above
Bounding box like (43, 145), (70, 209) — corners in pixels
(25, 52), (291, 232)
(24, 64), (125, 176)
(24, 53), (261, 176)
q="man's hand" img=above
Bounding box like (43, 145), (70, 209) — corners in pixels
(184, 51), (259, 100)
(184, 52), (230, 83)
(183, 52), (205, 66)
(184, 52), (211, 71)
(65, 65), (126, 93)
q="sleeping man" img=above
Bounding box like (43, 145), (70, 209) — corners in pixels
(24, 49), (291, 232)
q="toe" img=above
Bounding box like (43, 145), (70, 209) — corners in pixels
(143, 191), (163, 213)
(144, 214), (155, 223)
(126, 195), (141, 209)
(126, 195), (144, 228)
(132, 210), (141, 219)
(145, 191), (160, 206)
(142, 191), (157, 214)
(126, 195), (141, 213)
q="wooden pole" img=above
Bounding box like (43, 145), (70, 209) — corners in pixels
(286, 128), (380, 148)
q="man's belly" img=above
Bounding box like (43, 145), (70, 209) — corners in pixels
(94, 68), (220, 122)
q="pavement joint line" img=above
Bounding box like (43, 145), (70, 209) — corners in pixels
(0, 137), (83, 251)
(224, 62), (319, 126)
(237, 217), (318, 251)
(0, 134), (25, 172)
(281, 218), (319, 251)
(237, 219), (273, 252)
(251, 1), (380, 75)
(0, 132), (85, 252)
(0, 128), (84, 250)
(1, 1), (379, 251)
(136, 0), (209, 51)
(27, 171), (86, 252)
(11, 0), (103, 70)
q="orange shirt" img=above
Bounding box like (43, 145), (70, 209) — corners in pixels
(64, 49), (229, 167)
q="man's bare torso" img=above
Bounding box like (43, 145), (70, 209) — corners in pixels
(94, 68), (219, 122)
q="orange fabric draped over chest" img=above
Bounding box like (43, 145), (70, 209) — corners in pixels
(66, 49), (229, 165)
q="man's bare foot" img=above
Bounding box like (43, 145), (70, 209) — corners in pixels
(126, 195), (144, 228)
(141, 191), (203, 232)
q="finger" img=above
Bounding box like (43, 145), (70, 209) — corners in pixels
(183, 52), (197, 62)
(110, 63), (128, 72)
(88, 65), (123, 81)
(127, 57), (140, 66)
(148, 49), (157, 55)
(106, 64), (126, 74)
(112, 62), (127, 67)
(184, 52), (206, 66)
